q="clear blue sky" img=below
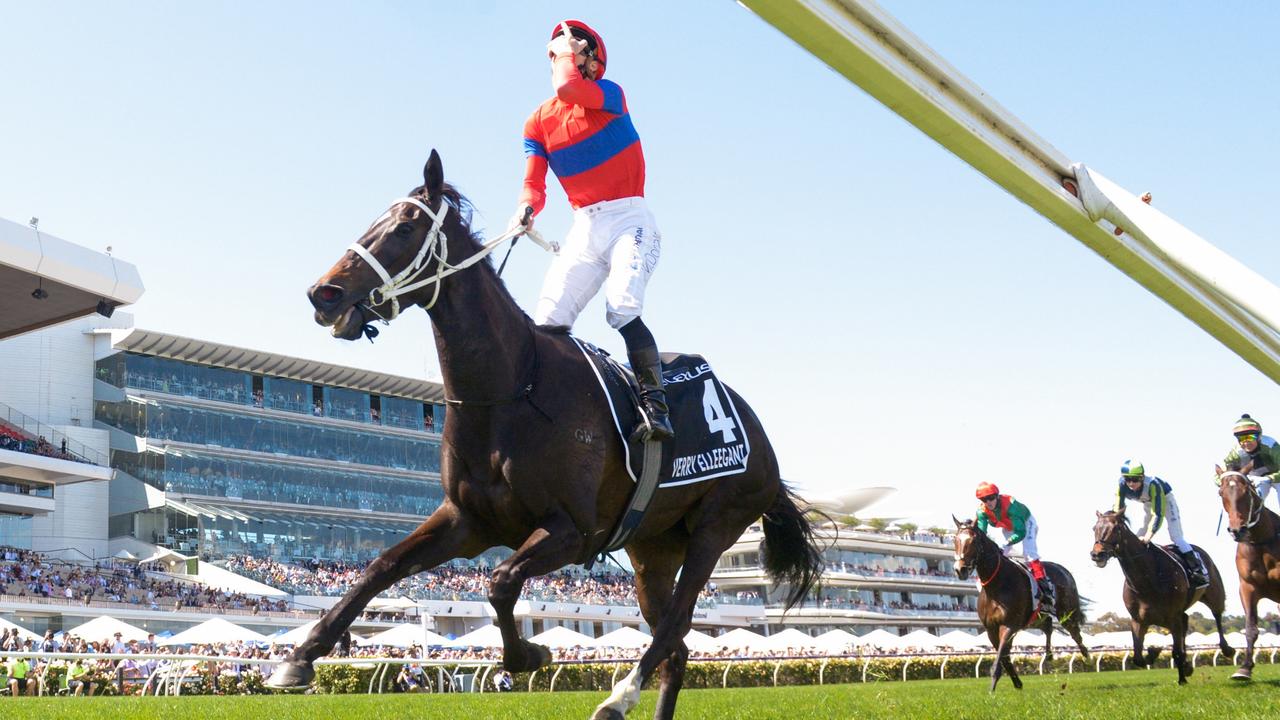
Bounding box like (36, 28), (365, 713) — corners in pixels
(3, 1), (1278, 616)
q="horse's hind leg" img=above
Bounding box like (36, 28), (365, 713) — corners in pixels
(621, 530), (688, 720)
(489, 512), (585, 674)
(269, 504), (483, 688)
(593, 524), (733, 719)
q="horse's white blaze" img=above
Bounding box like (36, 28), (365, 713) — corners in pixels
(596, 665), (642, 716)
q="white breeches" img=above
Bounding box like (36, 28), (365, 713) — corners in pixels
(1003, 516), (1039, 561)
(1159, 494), (1193, 554)
(534, 196), (661, 330)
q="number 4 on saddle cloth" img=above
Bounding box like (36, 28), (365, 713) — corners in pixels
(572, 338), (751, 559)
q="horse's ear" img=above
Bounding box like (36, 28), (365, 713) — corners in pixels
(951, 514), (961, 528)
(1115, 507), (1125, 518)
(423, 150), (444, 197)
(1095, 510), (1102, 519)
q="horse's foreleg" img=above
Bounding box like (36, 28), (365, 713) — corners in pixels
(1130, 619), (1150, 668)
(1174, 614), (1190, 683)
(1232, 585), (1259, 681)
(268, 504), (481, 689)
(991, 625), (1019, 692)
(488, 513), (585, 674)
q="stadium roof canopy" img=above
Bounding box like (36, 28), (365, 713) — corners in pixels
(0, 216), (144, 340)
(108, 327), (445, 403)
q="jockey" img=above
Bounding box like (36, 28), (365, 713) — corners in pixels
(1220, 414), (1280, 509)
(511, 19), (673, 442)
(973, 482), (1055, 615)
(1115, 460), (1209, 587)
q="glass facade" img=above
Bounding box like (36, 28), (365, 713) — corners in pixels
(96, 350), (448, 561)
(264, 377), (311, 415)
(0, 513), (33, 549)
(96, 353), (441, 433)
(96, 352), (253, 405)
(0, 480), (54, 499)
(95, 398), (441, 474)
(129, 505), (419, 563)
(112, 449), (441, 517)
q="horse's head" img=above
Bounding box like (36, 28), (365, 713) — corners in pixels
(1091, 509), (1128, 567)
(1217, 460), (1261, 542)
(952, 515), (980, 580)
(308, 150), (469, 340)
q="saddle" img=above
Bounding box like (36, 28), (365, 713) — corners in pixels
(572, 339), (751, 557)
(1158, 544), (1209, 604)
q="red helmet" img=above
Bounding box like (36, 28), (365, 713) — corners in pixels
(975, 482), (1000, 500)
(551, 20), (606, 77)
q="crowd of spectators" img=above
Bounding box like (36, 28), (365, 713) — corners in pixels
(0, 425), (86, 464)
(219, 555), (723, 607)
(1, 547), (289, 615)
(824, 562), (959, 580)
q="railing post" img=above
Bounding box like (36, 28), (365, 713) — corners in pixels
(901, 657), (912, 682)
(818, 658), (830, 685)
(549, 664), (565, 692)
(862, 656), (871, 683)
(940, 656), (948, 680)
(1121, 651), (1129, 671)
(772, 661), (783, 687)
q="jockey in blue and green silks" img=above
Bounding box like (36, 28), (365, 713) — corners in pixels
(973, 482), (1054, 615)
(1115, 459), (1208, 587)
(1218, 414), (1280, 511)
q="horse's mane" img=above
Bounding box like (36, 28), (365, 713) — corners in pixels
(409, 182), (528, 318)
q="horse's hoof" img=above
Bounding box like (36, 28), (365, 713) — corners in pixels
(503, 640), (554, 673)
(1012, 678), (1023, 690)
(1230, 669), (1253, 681)
(265, 661), (315, 690)
(590, 709), (626, 720)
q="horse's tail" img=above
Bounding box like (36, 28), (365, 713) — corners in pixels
(760, 483), (824, 611)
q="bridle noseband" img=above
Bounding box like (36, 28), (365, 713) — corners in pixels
(956, 527), (1002, 586)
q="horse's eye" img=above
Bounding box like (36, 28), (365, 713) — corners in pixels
(394, 223), (414, 236)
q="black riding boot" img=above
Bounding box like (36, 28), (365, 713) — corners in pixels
(628, 346), (674, 443)
(1183, 550), (1210, 587)
(1037, 578), (1056, 614)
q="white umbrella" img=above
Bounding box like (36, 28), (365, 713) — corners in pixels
(854, 629), (903, 649)
(448, 624), (505, 649)
(897, 629), (943, 650)
(760, 628), (816, 653)
(65, 616), (151, 643)
(811, 629), (859, 654)
(1088, 631), (1133, 648)
(0, 617), (41, 643)
(938, 630), (989, 651)
(272, 620), (365, 646)
(684, 629), (718, 652)
(359, 623), (449, 648)
(707, 628), (767, 653)
(528, 626), (597, 649)
(1183, 631), (1215, 647)
(596, 626), (652, 649)
(160, 618), (267, 646)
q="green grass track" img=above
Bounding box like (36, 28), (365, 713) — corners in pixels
(4, 664), (1277, 719)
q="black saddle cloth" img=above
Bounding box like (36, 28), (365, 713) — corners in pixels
(572, 339), (750, 488)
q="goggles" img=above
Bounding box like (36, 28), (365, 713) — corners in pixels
(1237, 433), (1260, 444)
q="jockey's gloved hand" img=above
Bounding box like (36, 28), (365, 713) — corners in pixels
(507, 204), (534, 234)
(1140, 534), (1154, 544)
(547, 33), (586, 59)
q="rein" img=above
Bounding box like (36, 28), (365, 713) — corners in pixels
(978, 550), (1003, 587)
(442, 325), (551, 421)
(348, 196), (555, 323)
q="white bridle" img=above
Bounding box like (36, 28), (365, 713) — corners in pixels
(345, 196), (555, 320)
(1219, 470), (1264, 533)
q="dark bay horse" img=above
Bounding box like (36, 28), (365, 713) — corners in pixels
(953, 517), (1088, 691)
(1216, 462), (1280, 681)
(266, 151), (823, 720)
(1090, 509), (1232, 684)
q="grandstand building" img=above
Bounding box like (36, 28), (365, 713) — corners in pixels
(711, 488), (979, 635)
(89, 323), (448, 564)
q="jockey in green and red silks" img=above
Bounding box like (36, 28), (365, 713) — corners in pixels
(974, 482), (1056, 614)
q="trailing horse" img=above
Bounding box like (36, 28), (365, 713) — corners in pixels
(1216, 461), (1280, 681)
(953, 517), (1088, 692)
(1090, 509), (1232, 684)
(265, 151), (824, 720)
